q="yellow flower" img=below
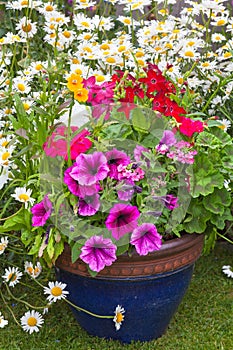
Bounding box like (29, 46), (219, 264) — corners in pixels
(74, 87), (89, 102)
(67, 73), (83, 92)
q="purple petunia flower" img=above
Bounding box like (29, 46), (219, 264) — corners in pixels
(105, 203), (140, 240)
(70, 152), (109, 186)
(117, 180), (135, 201)
(156, 130), (177, 154)
(130, 223), (162, 256)
(31, 195), (53, 227)
(78, 193), (100, 216)
(80, 235), (117, 272)
(164, 194), (179, 210)
(105, 149), (131, 180)
(134, 144), (149, 162)
(64, 163), (99, 197)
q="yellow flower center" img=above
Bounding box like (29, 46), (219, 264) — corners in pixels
(178, 77), (184, 84)
(2, 152), (10, 161)
(35, 63), (43, 71)
(22, 24), (32, 33)
(81, 21), (90, 28)
(216, 19), (226, 26)
(135, 51), (144, 58)
(202, 62), (210, 67)
(27, 267), (34, 275)
(17, 83), (26, 92)
(23, 103), (30, 111)
(63, 31), (71, 38)
(116, 313), (123, 323)
(100, 43), (110, 50)
(72, 58), (80, 64)
(83, 34), (91, 40)
(224, 52), (232, 58)
(27, 317), (37, 327)
(106, 57), (116, 64)
(184, 51), (194, 57)
(19, 193), (30, 202)
(0, 243), (6, 251)
(123, 18), (131, 25)
(118, 45), (126, 52)
(21, 0), (29, 5)
(95, 75), (105, 82)
(51, 286), (62, 297)
(8, 273), (17, 282)
(45, 5), (54, 11)
(1, 140), (8, 147)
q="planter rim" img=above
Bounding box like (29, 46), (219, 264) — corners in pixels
(56, 233), (204, 278)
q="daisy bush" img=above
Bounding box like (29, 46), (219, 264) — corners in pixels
(0, 0), (233, 334)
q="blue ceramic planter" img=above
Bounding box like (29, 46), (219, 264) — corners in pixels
(55, 234), (203, 343)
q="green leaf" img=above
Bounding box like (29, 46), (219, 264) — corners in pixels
(28, 234), (42, 255)
(47, 233), (55, 259)
(189, 154), (224, 197)
(131, 108), (151, 133)
(116, 243), (129, 256)
(203, 188), (231, 214)
(210, 208), (233, 230)
(53, 240), (65, 262)
(203, 227), (217, 255)
(183, 200), (211, 233)
(71, 241), (83, 263)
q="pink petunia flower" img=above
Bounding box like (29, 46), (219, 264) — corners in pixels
(80, 235), (117, 272)
(130, 223), (162, 255)
(31, 195), (53, 227)
(105, 203), (140, 240)
(70, 152), (109, 186)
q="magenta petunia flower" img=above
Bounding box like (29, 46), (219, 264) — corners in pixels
(105, 203), (140, 240)
(80, 235), (117, 272)
(31, 195), (53, 227)
(105, 149), (131, 180)
(64, 163), (100, 197)
(70, 152), (109, 186)
(78, 193), (100, 216)
(130, 223), (162, 256)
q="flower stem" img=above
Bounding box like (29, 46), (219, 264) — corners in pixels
(64, 298), (113, 319)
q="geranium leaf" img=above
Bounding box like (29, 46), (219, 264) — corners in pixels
(203, 188), (231, 214)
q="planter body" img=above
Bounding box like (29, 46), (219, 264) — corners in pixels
(55, 234), (203, 343)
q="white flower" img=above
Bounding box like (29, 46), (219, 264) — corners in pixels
(113, 305), (125, 331)
(43, 281), (69, 303)
(24, 261), (42, 278)
(20, 310), (44, 334)
(11, 187), (35, 208)
(0, 237), (9, 255)
(2, 267), (23, 287)
(0, 312), (8, 328)
(15, 16), (37, 38)
(218, 118), (231, 132)
(222, 265), (233, 278)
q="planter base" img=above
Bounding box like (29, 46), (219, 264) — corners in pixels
(55, 234), (203, 343)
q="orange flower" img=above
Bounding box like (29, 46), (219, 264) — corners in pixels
(74, 87), (89, 102)
(67, 73), (83, 92)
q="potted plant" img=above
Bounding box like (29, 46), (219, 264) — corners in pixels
(0, 0), (232, 342)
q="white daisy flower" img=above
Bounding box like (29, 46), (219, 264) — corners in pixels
(2, 266), (23, 287)
(13, 77), (31, 94)
(24, 261), (42, 278)
(43, 281), (69, 303)
(113, 305), (125, 331)
(222, 265), (233, 278)
(0, 167), (10, 189)
(15, 17), (37, 39)
(0, 237), (9, 255)
(0, 312), (8, 328)
(218, 118), (231, 132)
(20, 310), (44, 334)
(0, 145), (15, 167)
(11, 187), (35, 208)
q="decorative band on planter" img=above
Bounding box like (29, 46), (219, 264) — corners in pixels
(55, 234), (204, 343)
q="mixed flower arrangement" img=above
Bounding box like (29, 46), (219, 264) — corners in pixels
(0, 0), (232, 335)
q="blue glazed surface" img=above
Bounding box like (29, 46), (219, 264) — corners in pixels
(56, 264), (194, 343)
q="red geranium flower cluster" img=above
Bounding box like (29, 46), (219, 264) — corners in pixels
(111, 63), (204, 138)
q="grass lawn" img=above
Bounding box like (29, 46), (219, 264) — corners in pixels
(1, 242), (232, 350)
